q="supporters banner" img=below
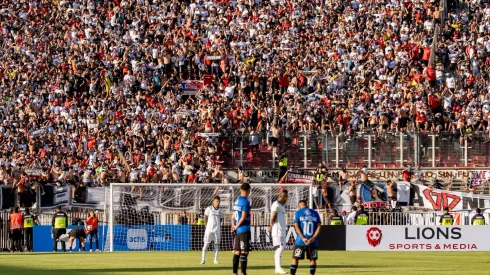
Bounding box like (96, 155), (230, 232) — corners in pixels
(30, 126), (49, 138)
(181, 80), (203, 94)
(468, 171), (490, 187)
(0, 186), (16, 210)
(38, 185), (106, 210)
(33, 225), (107, 252)
(24, 169), (43, 176)
(225, 168), (490, 183)
(39, 185), (70, 208)
(359, 182), (389, 210)
(205, 55), (222, 61)
(285, 171), (315, 183)
(346, 226), (490, 251)
(411, 183), (490, 211)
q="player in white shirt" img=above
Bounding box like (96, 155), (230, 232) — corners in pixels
(269, 190), (289, 274)
(201, 196), (223, 265)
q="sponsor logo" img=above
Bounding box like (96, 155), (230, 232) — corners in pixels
(366, 227), (382, 247)
(294, 248), (302, 257)
(405, 227), (461, 240)
(389, 243), (478, 250)
(127, 229), (148, 250)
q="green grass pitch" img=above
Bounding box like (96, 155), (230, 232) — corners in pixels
(0, 251), (489, 275)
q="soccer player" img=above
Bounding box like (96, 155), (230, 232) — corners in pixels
(290, 200), (321, 275)
(269, 190), (289, 274)
(232, 183), (251, 275)
(201, 196), (223, 264)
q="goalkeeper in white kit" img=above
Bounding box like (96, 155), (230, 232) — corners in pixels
(201, 196), (223, 264)
(269, 190), (289, 274)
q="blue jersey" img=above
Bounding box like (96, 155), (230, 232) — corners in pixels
(233, 196), (251, 234)
(293, 207), (321, 246)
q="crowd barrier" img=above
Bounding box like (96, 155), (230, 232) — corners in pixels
(2, 211), (489, 252)
(218, 132), (490, 169)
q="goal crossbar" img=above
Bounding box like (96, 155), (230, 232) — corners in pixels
(108, 183), (314, 252)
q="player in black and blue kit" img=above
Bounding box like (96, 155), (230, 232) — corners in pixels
(232, 183), (251, 275)
(290, 200), (322, 275)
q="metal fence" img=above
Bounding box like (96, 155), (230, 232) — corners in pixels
(219, 132), (490, 169)
(1, 210), (489, 251)
(0, 210), (107, 251)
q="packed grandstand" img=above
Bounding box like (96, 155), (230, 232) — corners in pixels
(1, 0), (490, 187)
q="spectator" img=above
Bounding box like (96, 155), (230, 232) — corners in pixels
(0, 0), (486, 197)
(346, 206), (357, 225)
(85, 210), (99, 252)
(179, 211), (189, 225)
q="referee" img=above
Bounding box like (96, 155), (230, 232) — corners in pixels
(52, 206), (68, 252)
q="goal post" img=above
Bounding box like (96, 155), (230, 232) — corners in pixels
(106, 183), (314, 252)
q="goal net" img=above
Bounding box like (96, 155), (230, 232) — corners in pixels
(105, 183), (313, 252)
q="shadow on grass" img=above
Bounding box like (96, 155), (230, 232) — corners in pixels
(0, 264), (370, 275)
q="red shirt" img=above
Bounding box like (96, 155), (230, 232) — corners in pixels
(10, 213), (23, 230)
(426, 67), (436, 81)
(203, 74), (214, 85)
(428, 95), (439, 109)
(85, 216), (99, 233)
(403, 170), (412, 182)
(187, 173), (196, 183)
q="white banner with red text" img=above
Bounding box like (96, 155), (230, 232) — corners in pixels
(346, 226), (490, 251)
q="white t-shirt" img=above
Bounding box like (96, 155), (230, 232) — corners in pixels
(271, 201), (287, 237)
(346, 211), (357, 225)
(204, 206), (223, 234)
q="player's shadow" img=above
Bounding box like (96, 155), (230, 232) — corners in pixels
(0, 265), (369, 274)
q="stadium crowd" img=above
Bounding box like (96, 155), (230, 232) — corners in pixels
(0, 0), (488, 191)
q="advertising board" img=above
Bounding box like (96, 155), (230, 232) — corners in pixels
(33, 225), (107, 252)
(346, 226), (490, 251)
(112, 225), (190, 251)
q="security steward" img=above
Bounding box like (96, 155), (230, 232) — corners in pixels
(329, 209), (344, 225)
(196, 209), (205, 225)
(278, 150), (288, 181)
(52, 206), (68, 252)
(23, 208), (36, 252)
(8, 207), (23, 252)
(355, 205), (369, 225)
(439, 207), (454, 226)
(312, 166), (325, 209)
(471, 208), (486, 225)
